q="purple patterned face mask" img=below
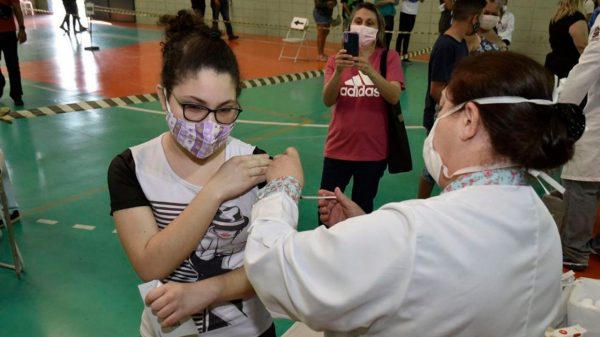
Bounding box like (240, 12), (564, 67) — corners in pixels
(164, 92), (234, 159)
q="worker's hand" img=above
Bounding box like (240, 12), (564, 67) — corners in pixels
(318, 187), (365, 227)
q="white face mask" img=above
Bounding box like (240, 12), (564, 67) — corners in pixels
(423, 96), (556, 185)
(350, 24), (378, 48)
(480, 14), (499, 31)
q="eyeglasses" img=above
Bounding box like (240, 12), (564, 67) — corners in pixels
(172, 96), (243, 124)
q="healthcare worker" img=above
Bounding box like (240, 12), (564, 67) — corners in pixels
(244, 52), (585, 337)
(559, 15), (600, 272)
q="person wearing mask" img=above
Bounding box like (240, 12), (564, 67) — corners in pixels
(558, 14), (600, 272)
(374, 0), (400, 49)
(314, 0), (338, 61)
(545, 0), (588, 79)
(438, 0), (454, 34)
(418, 0), (485, 199)
(467, 0), (507, 53)
(496, 0), (514, 46)
(244, 52), (584, 336)
(395, 0), (425, 62)
(0, 0), (26, 106)
(107, 10), (274, 337)
(320, 2), (404, 214)
(210, 0), (238, 40)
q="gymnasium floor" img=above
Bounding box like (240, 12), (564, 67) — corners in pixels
(0, 13), (598, 337)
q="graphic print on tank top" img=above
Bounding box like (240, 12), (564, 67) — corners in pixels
(152, 202), (251, 333)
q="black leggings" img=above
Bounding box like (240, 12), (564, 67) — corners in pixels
(191, 0), (206, 16)
(383, 15), (395, 50)
(320, 157), (387, 214)
(395, 12), (416, 56)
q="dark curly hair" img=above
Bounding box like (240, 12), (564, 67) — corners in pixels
(158, 10), (241, 97)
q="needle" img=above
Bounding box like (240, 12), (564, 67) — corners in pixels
(300, 195), (337, 200)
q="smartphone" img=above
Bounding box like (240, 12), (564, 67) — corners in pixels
(343, 31), (359, 57)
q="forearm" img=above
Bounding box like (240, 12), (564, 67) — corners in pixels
(209, 267), (255, 304)
(14, 7), (24, 28)
(368, 71), (401, 104)
(323, 73), (342, 106)
(120, 186), (223, 280)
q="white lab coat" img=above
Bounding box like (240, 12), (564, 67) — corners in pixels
(496, 10), (515, 43)
(560, 16), (600, 181)
(245, 185), (562, 337)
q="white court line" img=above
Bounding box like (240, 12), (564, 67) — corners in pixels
(118, 106), (424, 130)
(37, 219), (58, 225)
(73, 224), (96, 231)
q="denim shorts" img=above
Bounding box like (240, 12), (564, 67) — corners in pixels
(313, 8), (332, 25)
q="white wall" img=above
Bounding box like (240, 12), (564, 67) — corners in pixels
(134, 0), (560, 64)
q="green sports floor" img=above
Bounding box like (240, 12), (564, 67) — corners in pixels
(0, 13), (432, 336)
(3, 9), (598, 337)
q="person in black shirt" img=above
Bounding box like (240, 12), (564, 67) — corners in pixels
(545, 0), (588, 78)
(418, 0), (485, 199)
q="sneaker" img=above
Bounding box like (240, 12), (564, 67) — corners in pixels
(228, 35), (239, 41)
(59, 25), (69, 34)
(0, 210), (20, 228)
(12, 97), (23, 106)
(563, 256), (588, 272)
(403, 58), (412, 64)
(75, 27), (88, 34)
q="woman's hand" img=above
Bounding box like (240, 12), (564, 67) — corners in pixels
(318, 187), (365, 227)
(146, 281), (219, 328)
(353, 55), (376, 77)
(207, 154), (271, 202)
(266, 147), (304, 188)
(334, 49), (356, 75)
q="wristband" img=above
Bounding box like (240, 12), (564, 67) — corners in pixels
(258, 176), (302, 203)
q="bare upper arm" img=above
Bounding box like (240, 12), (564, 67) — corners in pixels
(569, 20), (589, 53)
(113, 206), (160, 272)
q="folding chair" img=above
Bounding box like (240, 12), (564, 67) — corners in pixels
(279, 17), (309, 63)
(0, 157), (24, 278)
(20, 0), (34, 16)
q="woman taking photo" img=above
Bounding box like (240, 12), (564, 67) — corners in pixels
(545, 0), (588, 78)
(321, 2), (404, 215)
(107, 10), (274, 337)
(244, 52), (585, 336)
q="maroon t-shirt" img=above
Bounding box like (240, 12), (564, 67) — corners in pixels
(324, 48), (404, 161)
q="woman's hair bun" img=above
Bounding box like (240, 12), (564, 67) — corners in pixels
(158, 9), (212, 44)
(553, 103), (586, 142)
